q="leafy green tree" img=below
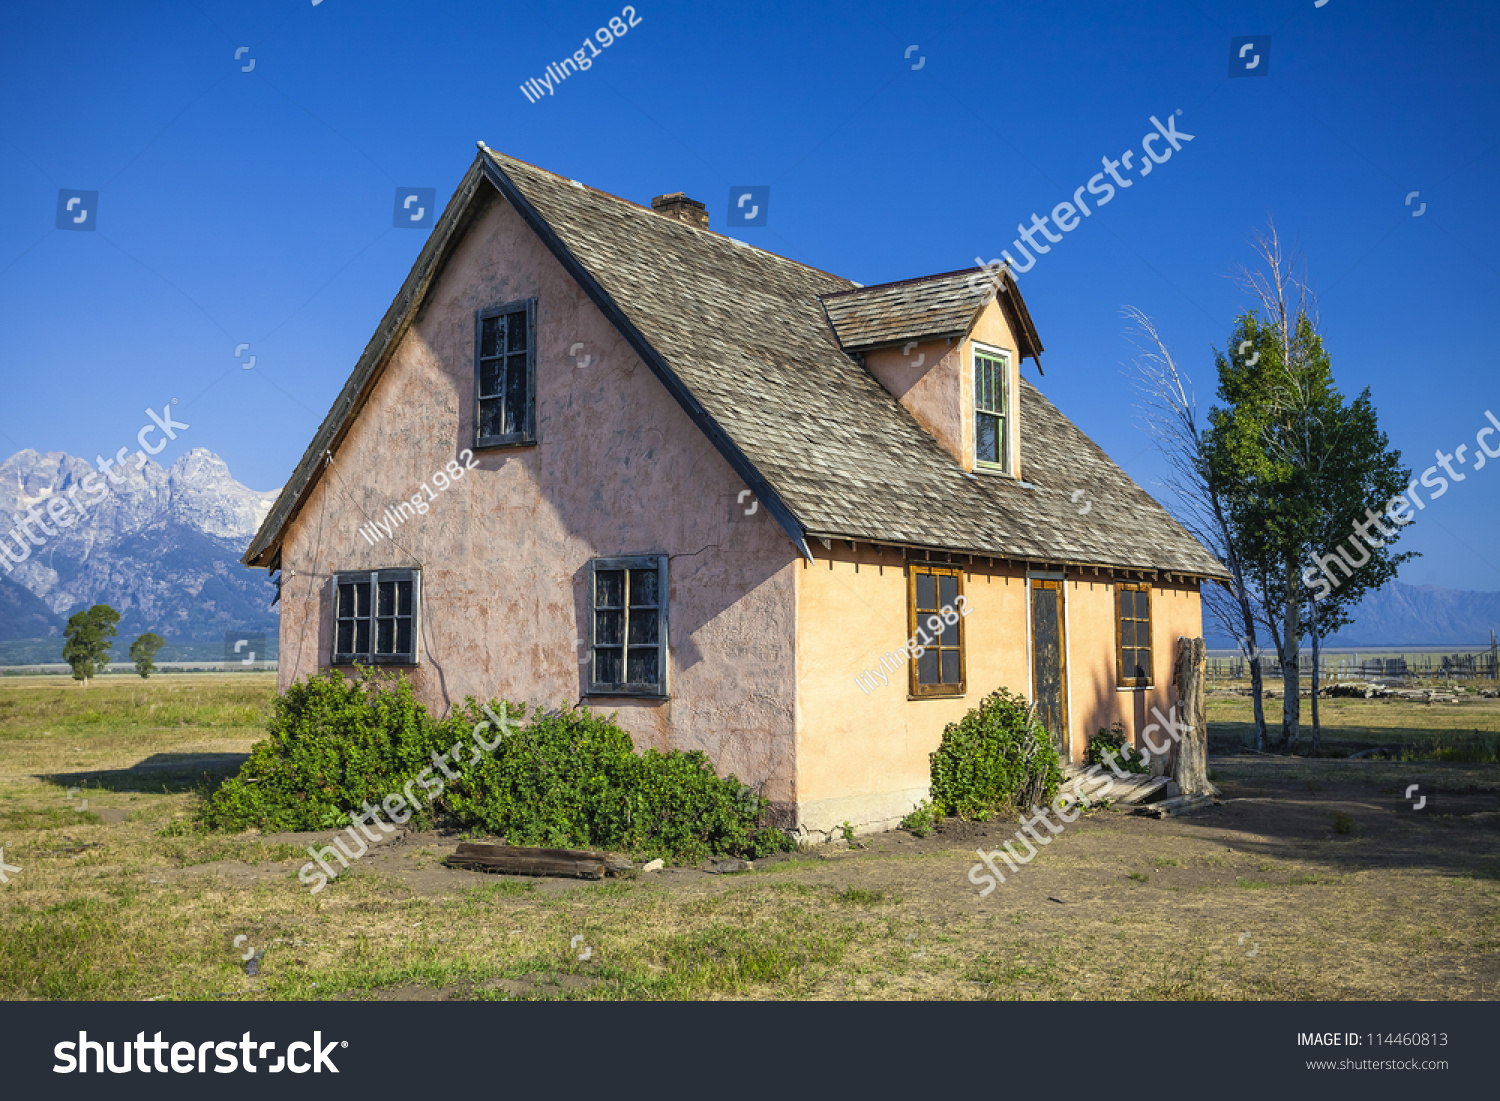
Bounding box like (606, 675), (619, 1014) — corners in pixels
(1207, 226), (1412, 752)
(1134, 223), (1413, 753)
(129, 632), (167, 679)
(62, 604), (121, 686)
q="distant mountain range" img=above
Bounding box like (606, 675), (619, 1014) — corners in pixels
(1206, 580), (1500, 649)
(0, 447), (280, 656)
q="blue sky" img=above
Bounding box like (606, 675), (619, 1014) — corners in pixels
(2, 0), (1497, 589)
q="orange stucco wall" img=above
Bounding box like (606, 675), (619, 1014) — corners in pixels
(864, 337), (967, 466)
(794, 545), (1203, 834)
(273, 186), (802, 806)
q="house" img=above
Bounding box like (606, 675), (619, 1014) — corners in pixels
(242, 146), (1228, 841)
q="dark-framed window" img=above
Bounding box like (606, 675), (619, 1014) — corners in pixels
(973, 346), (1010, 471)
(587, 556), (668, 697)
(333, 569), (420, 665)
(908, 563), (965, 697)
(475, 298), (537, 448)
(1116, 581), (1152, 688)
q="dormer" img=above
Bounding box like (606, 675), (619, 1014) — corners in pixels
(820, 267), (1043, 478)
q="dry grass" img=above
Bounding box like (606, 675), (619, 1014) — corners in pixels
(1, 673), (1497, 1001)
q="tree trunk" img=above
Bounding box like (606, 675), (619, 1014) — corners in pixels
(1280, 561), (1301, 752)
(1172, 638), (1212, 795)
(1248, 654), (1267, 752)
(1308, 593), (1322, 756)
(1211, 491), (1268, 752)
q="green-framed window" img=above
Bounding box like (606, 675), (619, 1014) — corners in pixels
(974, 348), (1010, 471)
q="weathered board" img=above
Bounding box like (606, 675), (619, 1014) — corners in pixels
(444, 842), (634, 880)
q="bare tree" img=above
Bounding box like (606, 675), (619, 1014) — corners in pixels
(1125, 307), (1271, 750)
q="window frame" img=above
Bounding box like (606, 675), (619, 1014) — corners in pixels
(907, 562), (966, 698)
(586, 555), (669, 699)
(331, 568), (421, 666)
(473, 297), (538, 450)
(972, 342), (1012, 474)
(1115, 580), (1153, 689)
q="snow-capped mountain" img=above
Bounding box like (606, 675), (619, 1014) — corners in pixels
(0, 447), (280, 643)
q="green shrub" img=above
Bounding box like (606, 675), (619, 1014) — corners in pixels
(197, 668), (792, 862)
(1086, 722), (1151, 774)
(899, 799), (939, 838)
(927, 687), (1063, 819)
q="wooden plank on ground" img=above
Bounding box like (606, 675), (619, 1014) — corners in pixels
(444, 842), (635, 880)
(1134, 793), (1215, 819)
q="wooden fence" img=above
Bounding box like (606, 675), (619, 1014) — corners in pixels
(1207, 651), (1499, 683)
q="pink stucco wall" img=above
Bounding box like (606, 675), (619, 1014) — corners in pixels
(274, 186), (801, 806)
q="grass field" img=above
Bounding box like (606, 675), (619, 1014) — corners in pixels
(1207, 684), (1500, 759)
(1, 674), (1496, 1001)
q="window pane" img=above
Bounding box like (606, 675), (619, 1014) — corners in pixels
(337, 583), (355, 619)
(1128, 650), (1148, 680)
(938, 574), (957, 610)
(596, 570), (624, 607)
(939, 616), (958, 646)
(355, 620), (370, 654)
(629, 567), (659, 607)
(478, 397), (505, 439)
(917, 647), (939, 685)
(595, 609), (623, 646)
(505, 310), (526, 352)
(354, 581), (370, 618)
(479, 357), (503, 398)
(337, 620), (354, 654)
(595, 647), (622, 683)
(626, 648), (659, 685)
(504, 359), (527, 435)
(976, 356), (1006, 414)
(941, 649), (961, 684)
(1119, 620), (1135, 649)
(397, 581), (412, 616)
(628, 612), (658, 645)
(396, 619), (412, 657)
(1136, 590), (1150, 620)
(976, 413), (999, 464)
(377, 618), (394, 654)
(915, 572), (936, 610)
(378, 580), (396, 617)
(481, 315), (503, 358)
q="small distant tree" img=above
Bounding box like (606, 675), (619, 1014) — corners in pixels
(62, 604), (121, 687)
(129, 632), (167, 679)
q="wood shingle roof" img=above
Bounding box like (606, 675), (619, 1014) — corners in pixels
(243, 147), (1227, 582)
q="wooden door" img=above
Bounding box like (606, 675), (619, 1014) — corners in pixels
(1030, 578), (1069, 756)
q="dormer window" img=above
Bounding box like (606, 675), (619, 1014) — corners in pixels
(973, 345), (1011, 473)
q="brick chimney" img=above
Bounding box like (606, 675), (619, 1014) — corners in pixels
(650, 192), (708, 229)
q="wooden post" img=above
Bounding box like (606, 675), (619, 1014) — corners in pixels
(1172, 637), (1213, 796)
(1491, 630), (1497, 680)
